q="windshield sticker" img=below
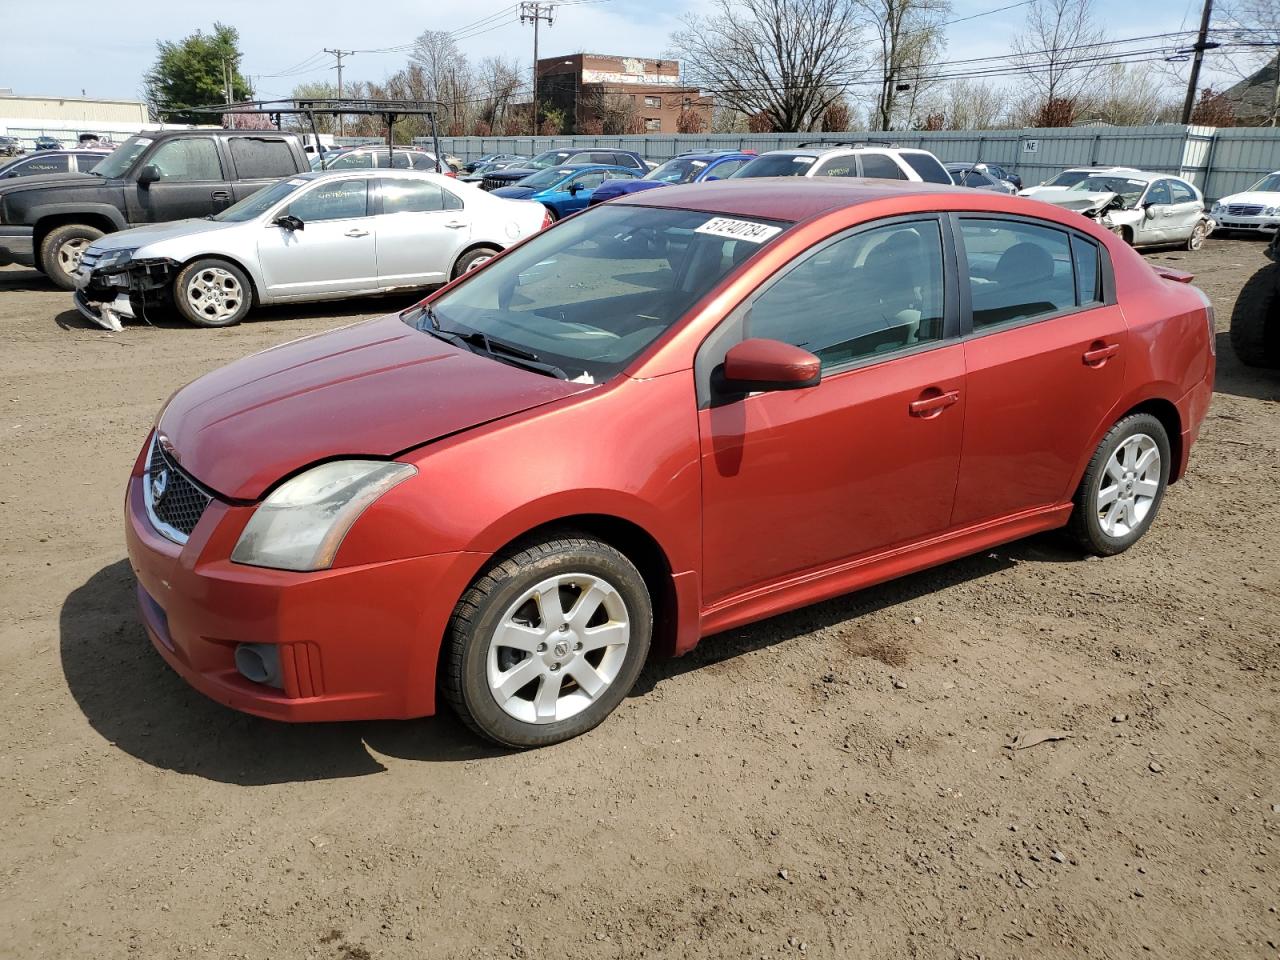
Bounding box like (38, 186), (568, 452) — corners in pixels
(793, 156), (815, 163)
(288, 178), (307, 186)
(695, 217), (783, 244)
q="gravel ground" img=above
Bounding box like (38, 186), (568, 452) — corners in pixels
(0, 237), (1277, 960)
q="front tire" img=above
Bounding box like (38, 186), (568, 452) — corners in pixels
(443, 535), (653, 748)
(40, 223), (104, 290)
(1066, 413), (1171, 556)
(173, 258), (252, 328)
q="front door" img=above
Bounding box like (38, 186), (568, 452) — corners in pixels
(1135, 179), (1173, 244)
(133, 137), (229, 223)
(559, 170), (611, 215)
(698, 217), (965, 604)
(373, 177), (471, 288)
(952, 216), (1127, 525)
(257, 178), (379, 299)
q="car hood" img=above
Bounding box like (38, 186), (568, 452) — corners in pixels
(1217, 191), (1280, 207)
(487, 168), (536, 181)
(0, 171), (101, 196)
(1018, 185), (1070, 198)
(89, 217), (244, 253)
(1036, 190), (1120, 214)
(157, 313), (593, 500)
(490, 185), (539, 199)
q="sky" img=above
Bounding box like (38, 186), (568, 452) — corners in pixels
(0, 0), (1234, 108)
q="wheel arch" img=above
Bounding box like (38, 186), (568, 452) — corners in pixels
(175, 252), (262, 306)
(1123, 397), (1184, 481)
(33, 211), (121, 269)
(449, 240), (505, 279)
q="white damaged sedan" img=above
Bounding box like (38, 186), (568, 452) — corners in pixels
(73, 169), (550, 329)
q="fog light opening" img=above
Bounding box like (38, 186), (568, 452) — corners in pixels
(235, 643), (283, 689)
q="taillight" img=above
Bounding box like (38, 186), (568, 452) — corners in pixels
(445, 171), (457, 178)
(541, 210), (554, 230)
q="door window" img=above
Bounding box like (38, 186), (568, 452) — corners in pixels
(959, 218), (1076, 328)
(381, 178), (447, 213)
(1143, 180), (1172, 206)
(859, 154), (907, 180)
(748, 220), (946, 369)
(228, 137), (297, 178)
(147, 138), (223, 181)
(814, 156), (857, 177)
(1169, 180), (1198, 203)
(708, 159), (745, 178)
(569, 171), (609, 191)
(287, 179), (369, 221)
(962, 170), (990, 188)
(14, 154), (70, 175)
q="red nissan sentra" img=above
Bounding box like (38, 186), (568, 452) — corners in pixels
(125, 179), (1215, 748)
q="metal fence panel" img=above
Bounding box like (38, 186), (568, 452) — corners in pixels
(436, 125), (1280, 200)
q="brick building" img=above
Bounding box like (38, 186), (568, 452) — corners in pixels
(536, 54), (711, 134)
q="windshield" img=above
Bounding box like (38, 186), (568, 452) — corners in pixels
(1247, 173), (1280, 193)
(1045, 170), (1091, 188)
(529, 150), (574, 170)
(90, 136), (152, 178)
(646, 157), (708, 184)
(211, 177), (303, 222)
(519, 167), (577, 189)
(732, 154), (816, 178)
(1069, 176), (1148, 205)
(407, 205), (791, 381)
(326, 151), (376, 169)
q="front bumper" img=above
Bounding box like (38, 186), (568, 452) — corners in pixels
(124, 464), (482, 722)
(74, 288), (135, 331)
(0, 225), (35, 267)
(1213, 213), (1279, 233)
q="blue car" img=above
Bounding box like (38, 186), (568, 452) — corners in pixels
(588, 151), (756, 206)
(490, 164), (640, 220)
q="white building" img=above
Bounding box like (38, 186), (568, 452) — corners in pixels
(0, 92), (166, 147)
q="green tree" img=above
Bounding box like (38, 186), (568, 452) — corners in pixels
(145, 23), (253, 123)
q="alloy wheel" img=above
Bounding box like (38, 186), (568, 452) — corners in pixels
(58, 237), (90, 272)
(486, 572), (631, 724)
(1097, 433), (1161, 537)
(186, 267), (244, 323)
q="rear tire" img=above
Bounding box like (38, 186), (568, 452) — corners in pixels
(1186, 220), (1208, 251)
(172, 258), (253, 328)
(1066, 413), (1171, 556)
(542, 204), (560, 222)
(40, 223), (104, 290)
(1229, 262), (1280, 368)
(451, 246), (501, 280)
(443, 535), (653, 749)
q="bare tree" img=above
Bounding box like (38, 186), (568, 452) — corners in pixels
(1079, 63), (1178, 126)
(920, 78), (1007, 129)
(1012, 0), (1109, 111)
(856, 0), (951, 131)
(410, 30), (476, 132)
(474, 56), (524, 135)
(670, 0), (866, 132)
(582, 88), (644, 134)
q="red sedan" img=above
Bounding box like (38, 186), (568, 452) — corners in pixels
(125, 179), (1215, 748)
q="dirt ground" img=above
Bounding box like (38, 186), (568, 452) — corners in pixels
(0, 237), (1277, 960)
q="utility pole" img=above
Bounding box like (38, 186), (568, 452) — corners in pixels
(326, 48), (355, 138)
(1180, 0), (1215, 125)
(222, 58), (234, 128)
(520, 2), (555, 135)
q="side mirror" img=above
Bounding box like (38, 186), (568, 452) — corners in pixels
(567, 182), (582, 195)
(273, 214), (304, 231)
(1142, 202), (1156, 219)
(703, 175), (721, 182)
(137, 164), (160, 187)
(721, 338), (821, 393)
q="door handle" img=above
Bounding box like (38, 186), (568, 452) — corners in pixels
(344, 228), (370, 238)
(1082, 342), (1120, 366)
(443, 220), (467, 229)
(908, 389), (960, 418)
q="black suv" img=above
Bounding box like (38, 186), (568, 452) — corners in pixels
(480, 147), (648, 190)
(0, 129), (310, 288)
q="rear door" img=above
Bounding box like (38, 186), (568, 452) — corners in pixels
(256, 177), (379, 299)
(698, 216), (966, 603)
(1166, 179), (1204, 240)
(372, 177), (471, 287)
(952, 216), (1126, 526)
(857, 152), (909, 182)
(133, 136), (227, 222)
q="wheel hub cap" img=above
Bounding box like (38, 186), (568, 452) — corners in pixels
(486, 572), (631, 725)
(1097, 433), (1161, 538)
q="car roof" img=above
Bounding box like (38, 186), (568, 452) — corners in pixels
(300, 168), (458, 183)
(617, 177), (971, 220)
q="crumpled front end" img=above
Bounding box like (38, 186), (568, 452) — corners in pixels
(72, 248), (175, 331)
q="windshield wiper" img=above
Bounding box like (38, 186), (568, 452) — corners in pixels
(406, 304), (567, 379)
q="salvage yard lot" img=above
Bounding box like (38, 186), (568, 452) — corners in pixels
(0, 239), (1277, 959)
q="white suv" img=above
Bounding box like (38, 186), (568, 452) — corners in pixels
(731, 143), (953, 184)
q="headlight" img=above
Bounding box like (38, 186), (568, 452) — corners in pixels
(1211, 202), (1222, 213)
(95, 247), (137, 271)
(231, 460), (416, 571)
(1265, 206), (1278, 217)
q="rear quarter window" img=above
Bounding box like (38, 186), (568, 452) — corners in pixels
(901, 152), (952, 184)
(229, 137), (299, 179)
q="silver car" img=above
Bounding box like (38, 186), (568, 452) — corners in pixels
(1032, 170), (1215, 250)
(73, 169), (548, 330)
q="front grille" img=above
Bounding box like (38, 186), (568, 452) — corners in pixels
(145, 437), (214, 544)
(1227, 204), (1264, 216)
(481, 176), (511, 191)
